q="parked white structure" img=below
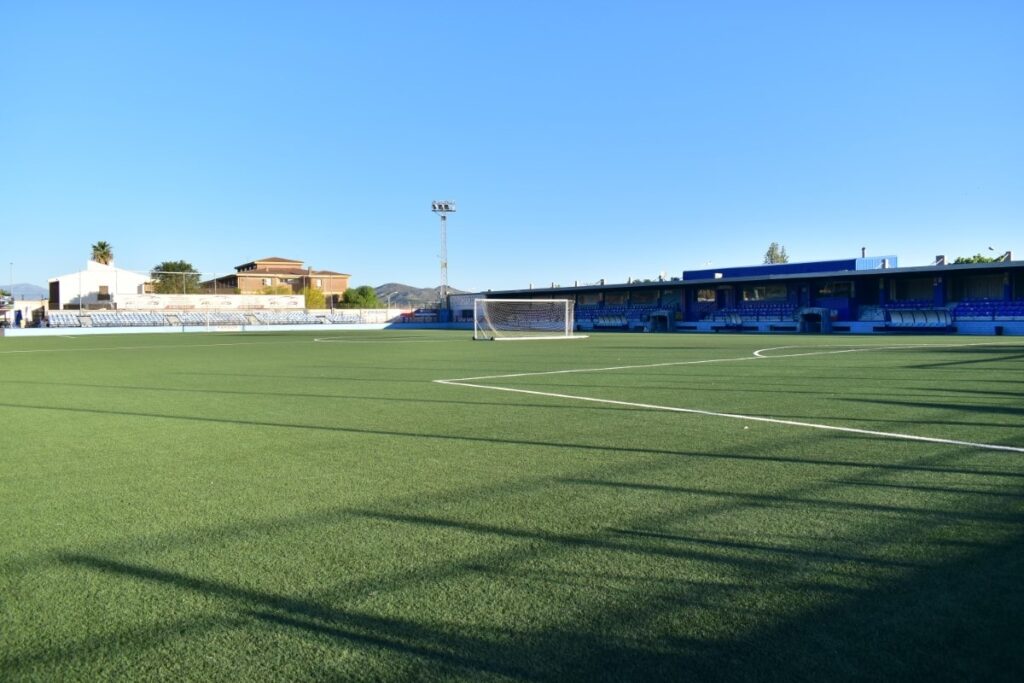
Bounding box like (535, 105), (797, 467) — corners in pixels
(48, 261), (149, 310)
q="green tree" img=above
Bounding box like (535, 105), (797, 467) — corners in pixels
(91, 241), (114, 265)
(952, 253), (998, 264)
(259, 284), (293, 295)
(763, 242), (789, 264)
(340, 285), (380, 308)
(151, 260), (201, 294)
(303, 287), (325, 309)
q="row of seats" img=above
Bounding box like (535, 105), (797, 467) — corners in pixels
(884, 299), (936, 309)
(178, 312), (248, 326)
(252, 311), (323, 325)
(90, 312), (169, 327)
(41, 311), (407, 328)
(48, 312), (82, 327)
(952, 300), (1024, 320)
(589, 315), (628, 328)
(858, 306), (886, 322)
(706, 303), (796, 323)
(324, 312), (362, 324)
(576, 305), (659, 325)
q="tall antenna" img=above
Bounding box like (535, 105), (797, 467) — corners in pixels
(431, 200), (456, 307)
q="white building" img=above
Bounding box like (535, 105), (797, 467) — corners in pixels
(48, 261), (149, 310)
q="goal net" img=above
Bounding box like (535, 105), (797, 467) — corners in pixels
(473, 299), (586, 340)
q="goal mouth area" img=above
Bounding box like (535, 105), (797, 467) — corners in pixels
(475, 334), (589, 341)
(473, 298), (580, 341)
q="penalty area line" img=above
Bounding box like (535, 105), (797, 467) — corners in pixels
(434, 379), (1024, 454)
(440, 340), (1024, 383)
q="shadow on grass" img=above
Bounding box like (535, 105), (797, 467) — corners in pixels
(908, 349), (1024, 369)
(700, 529), (1024, 682)
(560, 479), (1024, 524)
(51, 554), (532, 679)
(841, 396), (1024, 419)
(50, 552), (655, 680)
(0, 378), (640, 414)
(834, 479), (1024, 499)
(43, 526), (1024, 681)
(1, 399), (1021, 480)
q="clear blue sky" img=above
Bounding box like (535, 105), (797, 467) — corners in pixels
(2, 1), (1021, 292)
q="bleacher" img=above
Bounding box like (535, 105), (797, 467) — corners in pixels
(857, 306), (886, 322)
(252, 311), (323, 325)
(706, 302), (796, 323)
(323, 312), (363, 324)
(952, 299), (1024, 321)
(48, 312), (82, 328)
(575, 304), (659, 330)
(178, 311), (249, 326)
(90, 312), (169, 327)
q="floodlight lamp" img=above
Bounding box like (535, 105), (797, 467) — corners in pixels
(432, 200), (456, 213)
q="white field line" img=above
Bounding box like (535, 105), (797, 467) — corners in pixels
(435, 341), (1024, 454)
(440, 340), (1017, 383)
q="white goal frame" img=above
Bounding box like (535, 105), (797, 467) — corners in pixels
(473, 298), (587, 341)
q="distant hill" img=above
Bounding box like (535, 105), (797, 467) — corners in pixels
(9, 283), (47, 300)
(375, 283), (468, 307)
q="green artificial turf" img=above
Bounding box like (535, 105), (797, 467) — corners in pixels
(1, 331), (1022, 681)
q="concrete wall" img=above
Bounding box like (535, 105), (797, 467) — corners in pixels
(117, 293), (304, 310)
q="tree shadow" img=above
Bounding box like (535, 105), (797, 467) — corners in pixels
(2, 399), (1021, 480)
(46, 521), (1024, 681)
(558, 479), (1024, 524)
(840, 396), (1024, 419)
(685, 529), (1024, 681)
(0, 378), (637, 414)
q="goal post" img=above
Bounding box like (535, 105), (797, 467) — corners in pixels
(473, 298), (587, 341)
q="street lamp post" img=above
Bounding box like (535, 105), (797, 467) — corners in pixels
(431, 200), (456, 309)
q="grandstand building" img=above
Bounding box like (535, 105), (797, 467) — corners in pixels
(201, 257), (350, 302)
(478, 254), (1024, 336)
(48, 260), (150, 310)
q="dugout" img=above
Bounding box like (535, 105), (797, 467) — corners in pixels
(798, 308), (832, 334)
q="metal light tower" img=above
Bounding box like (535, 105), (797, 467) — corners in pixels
(431, 200), (456, 308)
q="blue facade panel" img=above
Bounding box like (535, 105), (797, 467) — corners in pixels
(683, 259), (858, 281)
(682, 256), (898, 281)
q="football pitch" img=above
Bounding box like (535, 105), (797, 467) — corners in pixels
(1, 330), (1022, 681)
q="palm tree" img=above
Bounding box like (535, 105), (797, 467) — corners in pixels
(91, 241), (113, 265)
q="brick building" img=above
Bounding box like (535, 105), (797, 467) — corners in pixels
(202, 257), (350, 302)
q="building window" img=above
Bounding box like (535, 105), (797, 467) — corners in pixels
(263, 278), (272, 286)
(742, 284), (787, 301)
(817, 281), (853, 298)
(892, 277), (932, 302)
(316, 279), (322, 288)
(605, 292), (627, 305)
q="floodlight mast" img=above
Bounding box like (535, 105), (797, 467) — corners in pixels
(431, 200), (456, 308)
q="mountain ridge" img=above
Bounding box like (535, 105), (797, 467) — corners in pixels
(374, 283), (468, 307)
(6, 283), (48, 299)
